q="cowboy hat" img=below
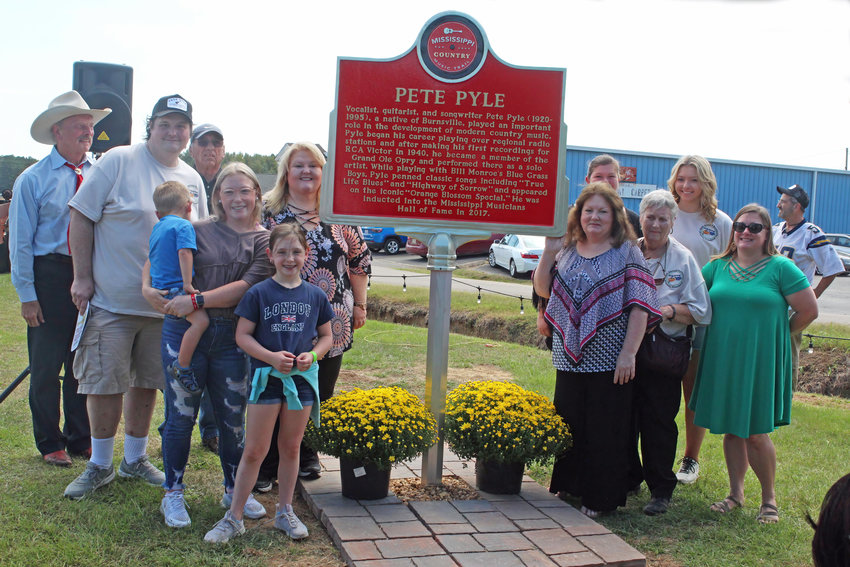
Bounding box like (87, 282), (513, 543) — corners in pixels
(30, 91), (111, 145)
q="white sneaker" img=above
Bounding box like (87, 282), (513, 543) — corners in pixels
(274, 504), (308, 539)
(221, 491), (267, 519)
(161, 490), (191, 528)
(204, 510), (245, 544)
(676, 457), (700, 484)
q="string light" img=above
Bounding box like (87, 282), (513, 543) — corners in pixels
(367, 275), (371, 290)
(520, 297), (525, 315)
(477, 287), (481, 304)
(402, 274), (407, 292)
(808, 337), (814, 354)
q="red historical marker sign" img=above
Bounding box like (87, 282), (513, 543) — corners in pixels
(321, 12), (568, 236)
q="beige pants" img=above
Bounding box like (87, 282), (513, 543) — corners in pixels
(790, 330), (802, 391)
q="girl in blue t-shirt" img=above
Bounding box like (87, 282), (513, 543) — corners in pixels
(205, 224), (333, 544)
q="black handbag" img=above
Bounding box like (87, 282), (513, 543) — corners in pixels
(636, 324), (693, 377)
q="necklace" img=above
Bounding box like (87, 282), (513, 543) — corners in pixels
(728, 255), (770, 282)
(640, 239), (669, 286)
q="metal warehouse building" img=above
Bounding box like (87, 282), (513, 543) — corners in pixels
(565, 146), (850, 235)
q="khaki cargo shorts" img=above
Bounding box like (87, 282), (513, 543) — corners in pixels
(74, 306), (164, 395)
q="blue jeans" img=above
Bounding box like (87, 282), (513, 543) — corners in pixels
(160, 316), (248, 491)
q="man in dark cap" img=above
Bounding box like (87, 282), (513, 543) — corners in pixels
(189, 123), (225, 213)
(64, 94), (208, 500)
(773, 184), (843, 389)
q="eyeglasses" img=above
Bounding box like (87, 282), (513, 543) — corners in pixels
(732, 222), (765, 234)
(196, 138), (223, 148)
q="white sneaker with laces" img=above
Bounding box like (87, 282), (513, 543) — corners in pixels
(221, 491), (267, 519)
(204, 510), (245, 544)
(274, 504), (308, 539)
(161, 490), (191, 528)
(676, 457), (700, 484)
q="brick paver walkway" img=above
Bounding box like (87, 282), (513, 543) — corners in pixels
(297, 448), (645, 567)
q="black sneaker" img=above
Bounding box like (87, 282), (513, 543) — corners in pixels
(298, 451), (321, 480)
(643, 497), (670, 516)
(253, 475), (274, 493)
(168, 361), (200, 393)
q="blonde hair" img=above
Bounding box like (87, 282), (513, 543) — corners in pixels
(667, 155), (719, 222)
(210, 162), (262, 225)
(264, 142), (326, 213)
(717, 203), (778, 259)
(566, 182), (636, 248)
(152, 181), (190, 215)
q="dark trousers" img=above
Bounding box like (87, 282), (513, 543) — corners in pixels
(258, 354), (344, 478)
(627, 363), (682, 500)
(549, 369), (633, 512)
(28, 256), (90, 455)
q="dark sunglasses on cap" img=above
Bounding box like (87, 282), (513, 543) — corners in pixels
(732, 221), (765, 234)
(196, 138), (223, 148)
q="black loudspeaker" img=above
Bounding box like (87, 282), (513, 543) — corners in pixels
(72, 61), (133, 153)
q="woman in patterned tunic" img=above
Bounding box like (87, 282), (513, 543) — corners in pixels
(535, 182), (661, 517)
(257, 142), (371, 482)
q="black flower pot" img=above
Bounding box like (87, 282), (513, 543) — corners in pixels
(339, 457), (391, 500)
(475, 459), (525, 494)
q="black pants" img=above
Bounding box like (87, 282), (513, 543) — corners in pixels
(28, 256), (90, 455)
(549, 369), (633, 512)
(626, 363), (682, 500)
(258, 354), (343, 478)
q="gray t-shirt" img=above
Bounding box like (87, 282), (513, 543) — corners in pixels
(670, 209), (732, 268)
(69, 143), (207, 316)
(192, 219), (274, 320)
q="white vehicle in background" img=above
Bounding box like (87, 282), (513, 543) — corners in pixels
(824, 233), (850, 256)
(488, 234), (545, 278)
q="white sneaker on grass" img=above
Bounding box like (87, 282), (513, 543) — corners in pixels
(221, 491), (267, 519)
(676, 457), (700, 484)
(274, 504), (308, 539)
(161, 490), (191, 528)
(204, 510), (245, 544)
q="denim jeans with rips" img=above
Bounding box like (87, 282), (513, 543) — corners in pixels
(160, 316), (248, 491)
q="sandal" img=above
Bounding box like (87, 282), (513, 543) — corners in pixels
(710, 495), (743, 513)
(757, 503), (779, 524)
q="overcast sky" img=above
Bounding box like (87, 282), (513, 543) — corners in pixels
(2, 0), (848, 171)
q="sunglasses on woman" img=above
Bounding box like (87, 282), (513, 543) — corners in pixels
(732, 222), (765, 234)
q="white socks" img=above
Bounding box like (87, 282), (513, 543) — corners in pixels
(90, 436), (114, 468)
(123, 434), (148, 464)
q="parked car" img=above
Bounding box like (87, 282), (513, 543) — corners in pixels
(488, 234), (545, 277)
(362, 226), (408, 255)
(405, 233), (505, 258)
(824, 233), (850, 256)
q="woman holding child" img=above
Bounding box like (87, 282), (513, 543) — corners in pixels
(143, 162), (273, 529)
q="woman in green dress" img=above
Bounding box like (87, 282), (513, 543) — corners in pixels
(689, 204), (817, 524)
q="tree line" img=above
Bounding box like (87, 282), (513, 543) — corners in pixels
(1, 152), (279, 191)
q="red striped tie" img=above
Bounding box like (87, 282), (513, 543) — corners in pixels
(64, 162), (84, 254)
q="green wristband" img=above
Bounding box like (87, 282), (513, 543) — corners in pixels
(310, 350), (318, 363)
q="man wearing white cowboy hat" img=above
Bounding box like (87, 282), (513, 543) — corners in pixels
(64, 94), (208, 500)
(9, 90), (110, 468)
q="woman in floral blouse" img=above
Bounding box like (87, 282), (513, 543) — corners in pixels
(257, 142), (371, 483)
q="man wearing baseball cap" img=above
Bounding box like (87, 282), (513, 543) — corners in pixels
(9, 91), (110, 467)
(773, 184), (843, 389)
(189, 124), (225, 214)
(64, 94), (208, 499)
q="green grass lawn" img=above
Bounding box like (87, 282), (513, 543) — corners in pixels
(1, 273), (847, 566)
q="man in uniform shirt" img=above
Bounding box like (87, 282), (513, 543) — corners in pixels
(773, 184), (843, 389)
(10, 91), (110, 467)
